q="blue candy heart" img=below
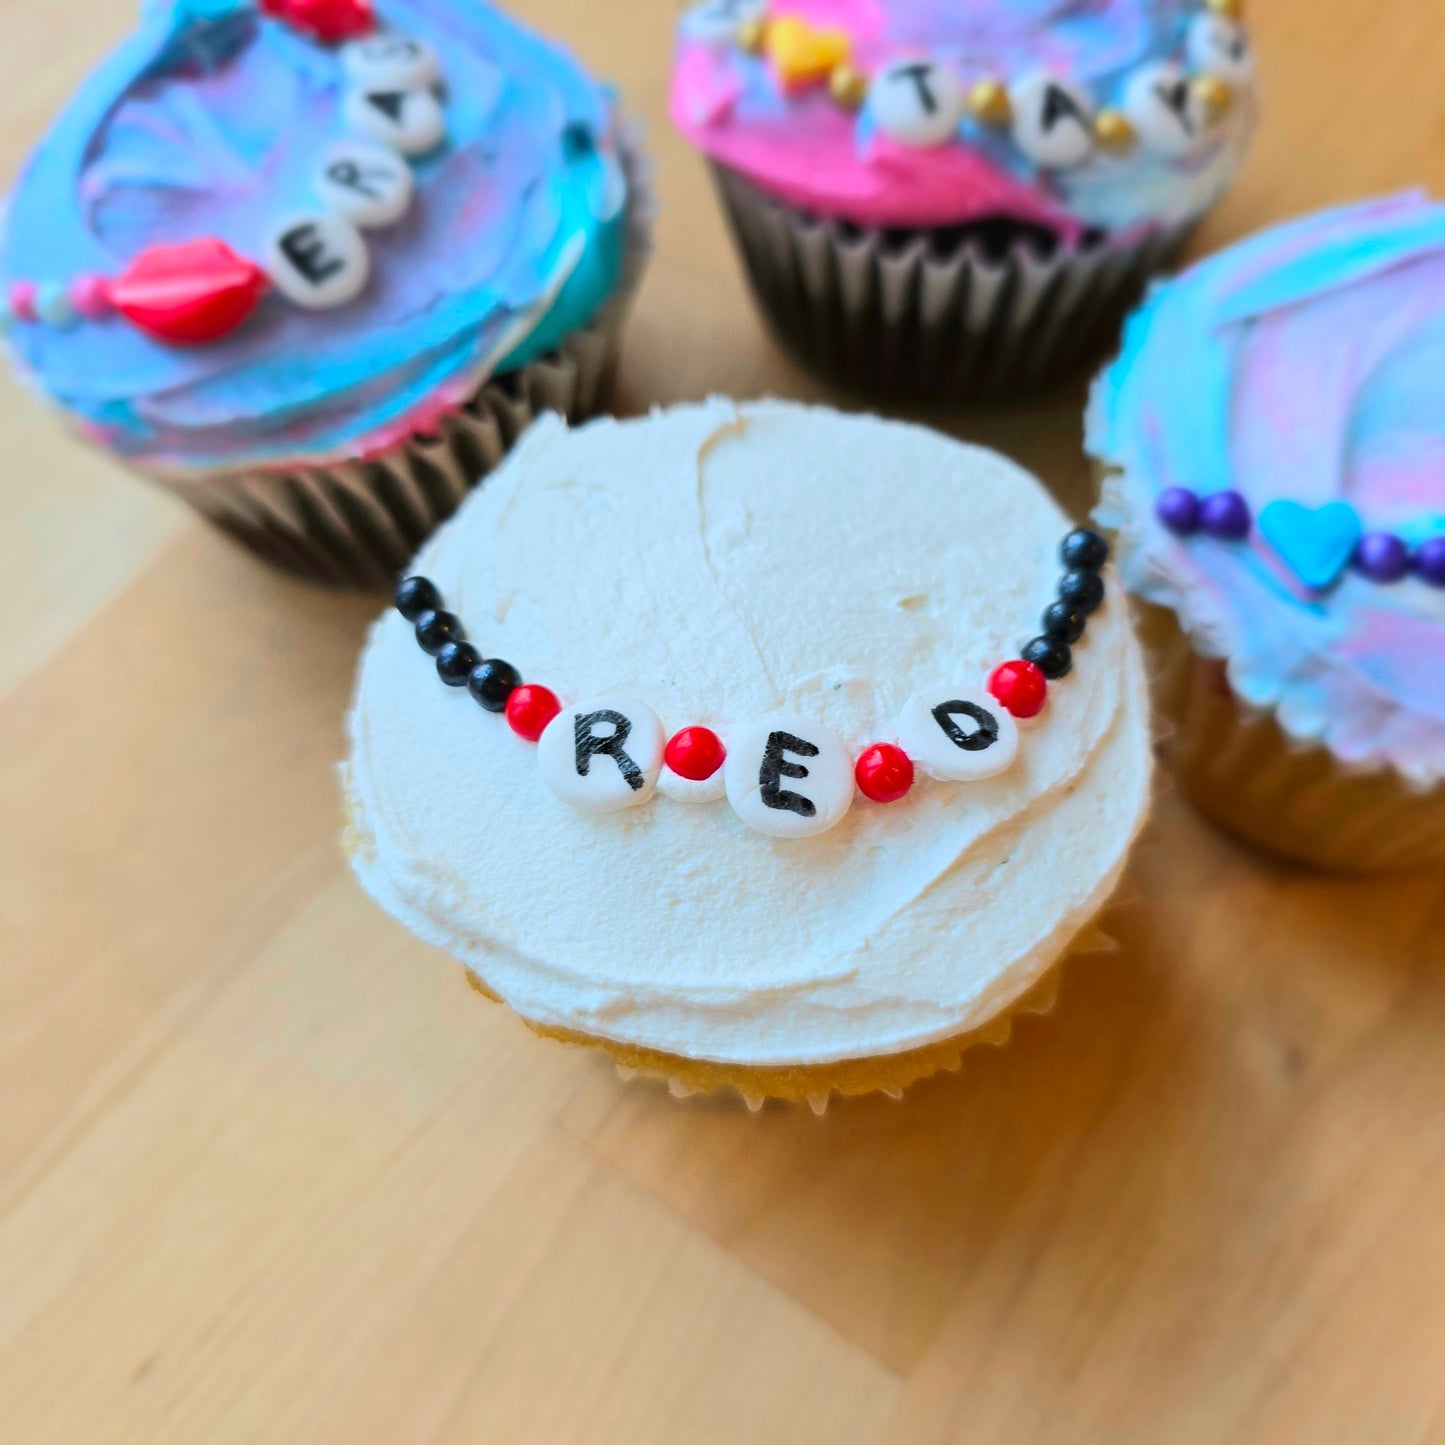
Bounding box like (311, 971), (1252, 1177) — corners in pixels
(1258, 500), (1363, 591)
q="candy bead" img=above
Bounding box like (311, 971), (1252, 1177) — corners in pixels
(664, 726), (726, 782)
(854, 743), (914, 804)
(414, 608), (462, 655)
(1122, 63), (1206, 159)
(265, 214), (370, 309)
(868, 60), (965, 147)
(1022, 635), (1072, 680)
(1059, 568), (1105, 614)
(1415, 537), (1445, 588)
(1199, 489), (1252, 539)
(315, 142), (414, 229)
(988, 660), (1048, 719)
(724, 716), (854, 838)
(1041, 600), (1086, 644)
(35, 282), (77, 328)
(394, 574), (439, 619)
(341, 31), (441, 90)
(435, 640), (479, 686)
(1187, 13), (1254, 83)
(1008, 71), (1096, 170)
(897, 686), (1019, 782)
(109, 238), (268, 345)
(70, 273), (112, 320)
(9, 281), (38, 323)
(1353, 533), (1410, 584)
(680, 0), (766, 47)
(506, 684), (561, 742)
(1156, 487), (1201, 535)
(1060, 528), (1108, 571)
(468, 659), (520, 712)
(343, 85), (446, 157)
(539, 698), (664, 813)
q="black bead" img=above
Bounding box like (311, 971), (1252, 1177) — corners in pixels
(468, 658), (521, 713)
(395, 575), (440, 621)
(436, 641), (481, 686)
(1060, 528), (1109, 571)
(1041, 600), (1086, 644)
(1022, 635), (1072, 680)
(415, 608), (464, 655)
(1058, 568), (1106, 615)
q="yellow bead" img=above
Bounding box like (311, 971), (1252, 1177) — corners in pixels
(735, 16), (767, 55)
(767, 16), (852, 92)
(828, 63), (869, 111)
(967, 79), (1012, 128)
(1094, 109), (1137, 153)
(1205, 0), (1244, 19)
(1192, 74), (1234, 121)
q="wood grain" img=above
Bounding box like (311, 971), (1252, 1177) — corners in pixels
(2, 2), (1444, 1440)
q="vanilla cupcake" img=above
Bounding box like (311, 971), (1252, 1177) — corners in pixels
(0, 0), (649, 587)
(343, 400), (1153, 1106)
(1090, 194), (1445, 872)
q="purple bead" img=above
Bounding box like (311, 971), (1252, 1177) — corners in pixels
(1199, 490), (1252, 540)
(1415, 536), (1445, 588)
(1155, 487), (1201, 535)
(1353, 532), (1410, 584)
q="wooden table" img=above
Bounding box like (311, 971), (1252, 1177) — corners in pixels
(3, 3), (1443, 1440)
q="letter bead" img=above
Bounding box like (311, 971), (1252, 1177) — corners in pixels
(265, 213), (370, 308)
(724, 716), (854, 839)
(539, 698), (664, 814)
(868, 60), (965, 147)
(1008, 71), (1097, 169)
(1187, 15), (1255, 83)
(1122, 63), (1208, 158)
(315, 142), (414, 228)
(680, 0), (765, 46)
(341, 31), (441, 91)
(343, 84), (446, 156)
(897, 686), (1020, 782)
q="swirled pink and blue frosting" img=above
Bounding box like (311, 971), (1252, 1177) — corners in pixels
(671, 0), (1257, 237)
(1089, 193), (1445, 787)
(1, 0), (629, 476)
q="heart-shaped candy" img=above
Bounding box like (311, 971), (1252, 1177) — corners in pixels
(767, 16), (851, 92)
(1258, 499), (1362, 591)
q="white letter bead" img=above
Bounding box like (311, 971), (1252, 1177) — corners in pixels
(1123, 63), (1206, 157)
(868, 60), (965, 147)
(681, 0), (765, 45)
(341, 32), (441, 91)
(657, 766), (727, 804)
(539, 699), (664, 814)
(1009, 71), (1097, 169)
(1187, 15), (1254, 82)
(265, 214), (370, 309)
(315, 143), (415, 228)
(725, 716), (854, 839)
(897, 687), (1020, 783)
(343, 85), (446, 157)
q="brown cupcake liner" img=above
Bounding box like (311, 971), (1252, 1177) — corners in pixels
(1142, 603), (1445, 873)
(710, 162), (1194, 402)
(153, 123), (655, 591)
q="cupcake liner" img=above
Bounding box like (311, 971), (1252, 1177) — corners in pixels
(710, 162), (1193, 402)
(1143, 603), (1445, 873)
(155, 122), (655, 590)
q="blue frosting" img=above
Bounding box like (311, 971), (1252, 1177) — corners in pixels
(2, 0), (628, 473)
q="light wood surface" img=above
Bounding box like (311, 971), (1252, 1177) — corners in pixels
(3, 3), (1444, 1441)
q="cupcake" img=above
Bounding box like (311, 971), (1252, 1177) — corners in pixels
(0, 0), (650, 588)
(670, 0), (1257, 399)
(343, 399), (1153, 1107)
(1089, 193), (1445, 873)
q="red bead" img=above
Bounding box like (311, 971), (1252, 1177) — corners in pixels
(260, 0), (375, 41)
(664, 726), (726, 781)
(9, 280), (37, 323)
(988, 660), (1048, 719)
(855, 743), (914, 804)
(505, 684), (561, 742)
(110, 239), (268, 346)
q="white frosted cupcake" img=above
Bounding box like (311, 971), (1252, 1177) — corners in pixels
(343, 399), (1153, 1105)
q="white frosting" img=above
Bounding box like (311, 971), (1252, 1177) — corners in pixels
(345, 400), (1153, 1067)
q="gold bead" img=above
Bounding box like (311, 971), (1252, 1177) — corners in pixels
(1094, 109), (1137, 153)
(967, 79), (1012, 128)
(1191, 74), (1234, 122)
(1205, 0), (1244, 19)
(828, 63), (869, 111)
(735, 16), (768, 54)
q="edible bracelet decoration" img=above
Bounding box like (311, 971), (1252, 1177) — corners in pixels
(682, 0), (1251, 166)
(393, 528), (1110, 839)
(1155, 487), (1445, 592)
(2, 0), (445, 346)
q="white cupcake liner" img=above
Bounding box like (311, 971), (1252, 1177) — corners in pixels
(710, 162), (1194, 402)
(157, 122), (655, 590)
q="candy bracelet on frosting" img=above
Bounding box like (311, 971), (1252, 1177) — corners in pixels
(3, 0), (449, 346)
(391, 529), (1109, 840)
